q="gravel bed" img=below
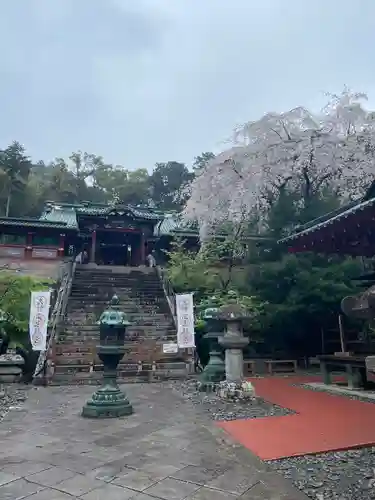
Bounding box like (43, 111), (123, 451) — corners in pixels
(297, 382), (375, 403)
(269, 448), (375, 500)
(0, 385), (28, 423)
(268, 384), (375, 499)
(171, 379), (293, 421)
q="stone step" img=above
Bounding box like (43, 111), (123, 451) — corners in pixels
(70, 293), (165, 298)
(70, 286), (164, 292)
(58, 327), (176, 337)
(48, 265), (178, 385)
(74, 272), (160, 278)
(72, 280), (163, 287)
(74, 271), (159, 278)
(51, 361), (188, 384)
(63, 311), (172, 318)
(68, 295), (168, 310)
(70, 288), (163, 293)
(53, 360), (187, 371)
(57, 336), (176, 346)
(68, 299), (170, 314)
(57, 331), (176, 340)
(69, 295), (168, 310)
(54, 351), (181, 366)
(62, 326), (174, 333)
(68, 296), (166, 303)
(71, 280), (163, 286)
(58, 329), (176, 338)
(70, 294), (165, 300)
(65, 311), (171, 318)
(61, 322), (174, 330)
(71, 285), (163, 291)
(55, 335), (177, 351)
(65, 303), (171, 310)
(57, 332), (176, 342)
(63, 316), (173, 324)
(65, 317), (172, 324)
(65, 307), (170, 314)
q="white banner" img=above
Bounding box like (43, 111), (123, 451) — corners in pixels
(29, 291), (51, 351)
(175, 293), (195, 348)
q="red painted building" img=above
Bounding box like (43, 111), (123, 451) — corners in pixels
(0, 201), (201, 267)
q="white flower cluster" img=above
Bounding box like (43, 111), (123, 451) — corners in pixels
(184, 87), (375, 237)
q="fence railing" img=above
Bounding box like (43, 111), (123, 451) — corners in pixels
(33, 259), (76, 382)
(156, 265), (198, 373)
(155, 265), (177, 328)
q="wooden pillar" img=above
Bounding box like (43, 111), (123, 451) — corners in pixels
(58, 233), (65, 258)
(91, 230), (97, 263)
(140, 232), (145, 266)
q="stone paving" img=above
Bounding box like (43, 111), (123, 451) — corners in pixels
(0, 383), (308, 499)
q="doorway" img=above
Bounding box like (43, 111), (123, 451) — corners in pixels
(96, 230), (141, 266)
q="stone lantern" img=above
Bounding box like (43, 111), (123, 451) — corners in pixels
(198, 304), (225, 390)
(218, 302), (249, 385)
(82, 295), (133, 418)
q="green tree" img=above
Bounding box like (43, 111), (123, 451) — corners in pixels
(149, 162), (193, 210)
(243, 179), (363, 356)
(247, 253), (362, 356)
(165, 239), (217, 299)
(0, 273), (52, 346)
(0, 142), (32, 216)
(193, 152), (215, 172)
(92, 164), (150, 205)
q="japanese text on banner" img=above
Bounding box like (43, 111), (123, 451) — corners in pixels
(29, 291), (51, 351)
(175, 293), (195, 348)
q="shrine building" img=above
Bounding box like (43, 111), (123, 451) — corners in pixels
(279, 182), (375, 258)
(0, 201), (200, 266)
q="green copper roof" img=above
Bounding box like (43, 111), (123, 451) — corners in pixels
(39, 201), (162, 229)
(0, 217), (70, 230)
(40, 206), (78, 228)
(153, 214), (197, 237)
(279, 196), (375, 245)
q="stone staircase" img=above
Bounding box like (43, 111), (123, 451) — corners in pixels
(51, 265), (188, 384)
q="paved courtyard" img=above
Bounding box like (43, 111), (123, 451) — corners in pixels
(0, 383), (307, 500)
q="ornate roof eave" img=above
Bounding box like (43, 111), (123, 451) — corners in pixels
(278, 196), (375, 246)
(76, 204), (162, 221)
(0, 217), (75, 230)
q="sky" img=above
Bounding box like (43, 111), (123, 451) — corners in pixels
(1, 0), (375, 170)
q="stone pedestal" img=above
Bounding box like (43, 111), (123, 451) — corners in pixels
(219, 320), (249, 384)
(82, 346), (133, 418)
(0, 355), (25, 383)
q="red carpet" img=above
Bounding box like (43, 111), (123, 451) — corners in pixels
(217, 375), (375, 460)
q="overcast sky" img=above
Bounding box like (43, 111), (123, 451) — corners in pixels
(1, 0), (374, 169)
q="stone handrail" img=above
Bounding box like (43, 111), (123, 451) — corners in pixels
(33, 259), (76, 382)
(156, 265), (177, 328)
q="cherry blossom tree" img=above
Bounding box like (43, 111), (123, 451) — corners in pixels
(184, 87), (375, 236)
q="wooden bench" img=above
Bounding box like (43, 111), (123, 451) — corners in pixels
(318, 354), (369, 389)
(243, 359), (257, 376)
(264, 359), (297, 375)
(308, 356), (320, 367)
